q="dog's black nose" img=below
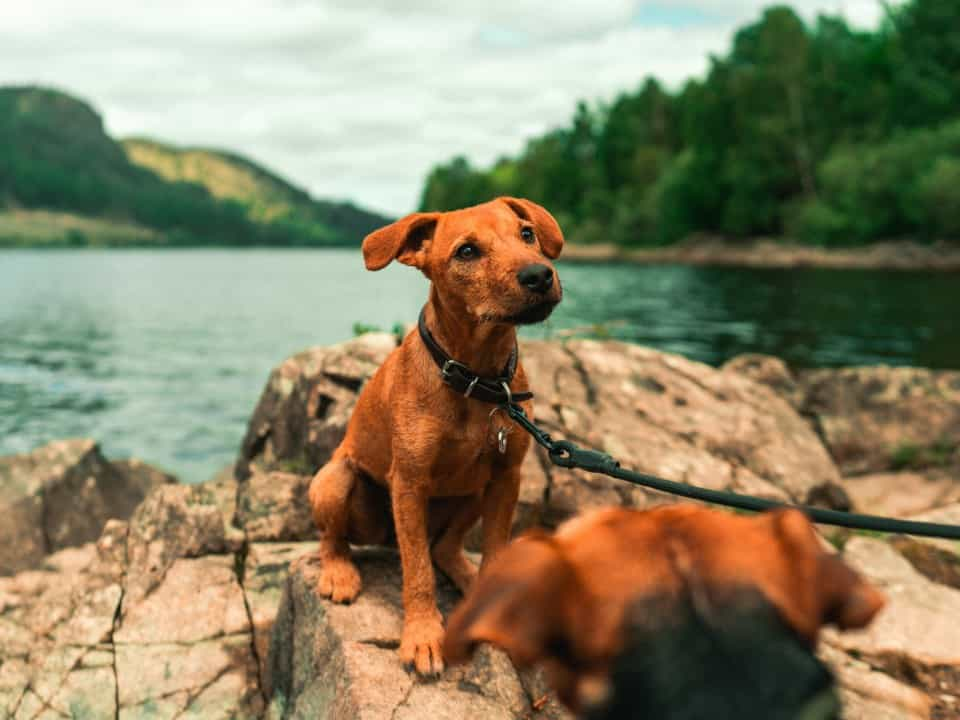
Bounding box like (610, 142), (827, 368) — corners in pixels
(516, 263), (554, 294)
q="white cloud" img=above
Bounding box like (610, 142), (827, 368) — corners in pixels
(0, 0), (899, 215)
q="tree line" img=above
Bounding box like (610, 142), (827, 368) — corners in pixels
(419, 0), (960, 247)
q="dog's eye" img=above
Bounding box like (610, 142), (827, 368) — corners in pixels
(455, 243), (480, 260)
(520, 227), (535, 243)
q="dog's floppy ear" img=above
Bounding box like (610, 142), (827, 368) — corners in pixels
(816, 551), (886, 631)
(444, 534), (583, 667)
(500, 197), (564, 259)
(770, 508), (885, 636)
(361, 212), (440, 271)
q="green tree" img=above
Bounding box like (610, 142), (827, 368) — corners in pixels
(417, 0), (960, 249)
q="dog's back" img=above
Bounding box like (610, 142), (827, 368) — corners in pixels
(444, 505), (883, 719)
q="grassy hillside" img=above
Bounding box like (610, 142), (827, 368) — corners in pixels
(122, 138), (389, 244)
(0, 209), (158, 247)
(0, 86), (388, 247)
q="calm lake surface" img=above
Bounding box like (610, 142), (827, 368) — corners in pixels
(2, 249), (957, 482)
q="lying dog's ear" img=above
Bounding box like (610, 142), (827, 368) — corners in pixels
(500, 197), (564, 259)
(816, 552), (886, 631)
(361, 212), (440, 271)
(770, 509), (885, 636)
(444, 534), (583, 667)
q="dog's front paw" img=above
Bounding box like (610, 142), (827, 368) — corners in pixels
(317, 558), (362, 603)
(400, 615), (445, 676)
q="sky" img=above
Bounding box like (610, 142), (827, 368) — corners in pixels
(1, 1), (896, 216)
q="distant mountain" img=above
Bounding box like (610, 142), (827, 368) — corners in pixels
(122, 138), (390, 245)
(0, 86), (388, 247)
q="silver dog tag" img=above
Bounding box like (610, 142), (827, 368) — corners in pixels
(489, 406), (512, 454)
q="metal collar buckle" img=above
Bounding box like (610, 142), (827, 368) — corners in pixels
(499, 380), (512, 405)
(463, 376), (480, 398)
(441, 359), (468, 380)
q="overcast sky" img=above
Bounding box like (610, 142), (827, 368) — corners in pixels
(1, 1), (895, 216)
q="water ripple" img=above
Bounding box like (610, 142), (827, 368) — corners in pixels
(1, 249), (957, 482)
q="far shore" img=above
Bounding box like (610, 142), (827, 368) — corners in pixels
(4, 208), (960, 271)
(562, 237), (960, 272)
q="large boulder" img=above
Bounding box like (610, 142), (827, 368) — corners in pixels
(724, 357), (960, 518)
(0, 439), (176, 575)
(839, 469), (960, 518)
(796, 367), (960, 475)
(263, 546), (570, 720)
(235, 334), (841, 540)
(237, 333), (397, 482)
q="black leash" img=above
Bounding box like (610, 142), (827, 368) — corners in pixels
(505, 404), (960, 540)
(415, 309), (960, 540)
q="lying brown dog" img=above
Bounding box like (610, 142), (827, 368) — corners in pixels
(308, 197), (563, 675)
(445, 505), (886, 718)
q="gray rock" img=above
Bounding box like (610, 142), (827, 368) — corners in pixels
(265, 547), (567, 720)
(0, 439), (176, 575)
(796, 366), (960, 475)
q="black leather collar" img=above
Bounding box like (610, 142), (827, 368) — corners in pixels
(417, 307), (533, 405)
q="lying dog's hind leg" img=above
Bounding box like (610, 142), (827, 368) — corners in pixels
(309, 456), (362, 603)
(431, 494), (482, 595)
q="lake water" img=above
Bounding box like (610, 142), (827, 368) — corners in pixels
(2, 249), (957, 482)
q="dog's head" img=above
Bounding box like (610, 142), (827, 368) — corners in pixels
(361, 197), (563, 325)
(444, 506), (885, 719)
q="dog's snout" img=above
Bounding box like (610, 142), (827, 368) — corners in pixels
(516, 263), (554, 294)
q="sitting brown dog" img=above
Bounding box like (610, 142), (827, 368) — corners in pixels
(308, 197), (563, 675)
(445, 505), (886, 718)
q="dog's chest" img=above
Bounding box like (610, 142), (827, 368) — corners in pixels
(428, 406), (526, 495)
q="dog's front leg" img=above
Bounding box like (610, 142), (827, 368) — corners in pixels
(479, 465), (522, 567)
(391, 477), (445, 676)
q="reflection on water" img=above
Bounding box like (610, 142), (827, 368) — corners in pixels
(1, 249), (957, 482)
(542, 263), (957, 369)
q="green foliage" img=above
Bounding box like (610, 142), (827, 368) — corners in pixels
(791, 199), (851, 247)
(418, 0), (960, 248)
(804, 120), (960, 244)
(352, 322), (383, 336)
(917, 156), (960, 239)
(0, 87), (389, 247)
(889, 438), (957, 470)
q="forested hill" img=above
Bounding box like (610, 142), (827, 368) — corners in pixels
(0, 86), (389, 247)
(419, 0), (960, 248)
(122, 138), (388, 245)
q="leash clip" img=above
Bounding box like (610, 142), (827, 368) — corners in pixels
(549, 441), (620, 472)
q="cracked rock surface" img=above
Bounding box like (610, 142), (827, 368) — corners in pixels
(0, 487), (263, 720)
(264, 548), (567, 720)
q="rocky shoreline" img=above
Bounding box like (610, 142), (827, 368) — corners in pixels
(2, 334), (958, 718)
(562, 238), (960, 271)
